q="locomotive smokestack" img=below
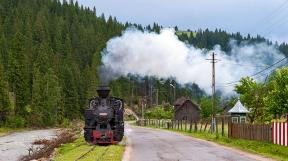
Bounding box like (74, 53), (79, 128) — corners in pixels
(97, 86), (110, 98)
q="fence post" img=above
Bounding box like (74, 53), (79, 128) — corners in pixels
(177, 120), (179, 130)
(185, 120), (187, 131)
(189, 119), (193, 132)
(173, 120), (175, 129)
(194, 121), (198, 132)
(215, 117), (219, 137)
(204, 120), (208, 132)
(221, 116), (224, 136)
(228, 121), (231, 138)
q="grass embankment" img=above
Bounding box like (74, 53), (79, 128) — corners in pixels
(143, 124), (288, 161)
(53, 136), (125, 161)
(0, 127), (29, 136)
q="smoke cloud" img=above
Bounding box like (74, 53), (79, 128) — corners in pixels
(100, 28), (284, 95)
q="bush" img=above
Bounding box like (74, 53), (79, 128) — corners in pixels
(6, 116), (26, 128)
(144, 105), (174, 119)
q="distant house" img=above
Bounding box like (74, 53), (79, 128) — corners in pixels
(173, 97), (200, 121)
(228, 99), (249, 123)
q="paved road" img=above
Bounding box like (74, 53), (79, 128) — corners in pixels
(0, 129), (58, 161)
(123, 125), (273, 161)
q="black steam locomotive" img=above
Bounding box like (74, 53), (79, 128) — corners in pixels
(84, 86), (124, 144)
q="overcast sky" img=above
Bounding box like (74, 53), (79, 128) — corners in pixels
(76, 0), (288, 43)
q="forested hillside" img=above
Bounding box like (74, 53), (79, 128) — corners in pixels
(0, 0), (124, 127)
(0, 0), (287, 127)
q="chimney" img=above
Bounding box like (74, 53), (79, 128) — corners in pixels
(97, 86), (110, 98)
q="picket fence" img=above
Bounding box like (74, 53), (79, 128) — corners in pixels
(273, 122), (288, 146)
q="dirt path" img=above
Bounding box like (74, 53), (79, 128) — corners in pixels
(0, 129), (58, 161)
(122, 124), (274, 161)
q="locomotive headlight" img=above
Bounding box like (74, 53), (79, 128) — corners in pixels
(99, 113), (108, 116)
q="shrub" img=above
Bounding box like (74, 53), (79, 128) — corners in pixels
(6, 116), (26, 128)
(144, 105), (174, 119)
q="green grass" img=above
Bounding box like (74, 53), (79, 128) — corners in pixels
(143, 124), (288, 161)
(176, 31), (196, 37)
(53, 136), (125, 161)
(0, 127), (29, 136)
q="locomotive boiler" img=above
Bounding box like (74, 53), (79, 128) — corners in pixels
(84, 86), (124, 144)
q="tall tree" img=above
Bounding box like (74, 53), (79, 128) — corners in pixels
(0, 58), (11, 124)
(235, 77), (268, 123)
(265, 67), (288, 118)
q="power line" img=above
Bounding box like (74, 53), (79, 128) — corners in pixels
(264, 16), (288, 36)
(249, 56), (287, 77)
(217, 57), (288, 87)
(219, 61), (270, 68)
(218, 56), (288, 86)
(252, 0), (288, 35)
(259, 0), (288, 23)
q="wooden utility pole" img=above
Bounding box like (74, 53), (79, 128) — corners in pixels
(206, 52), (219, 135)
(141, 97), (146, 119)
(156, 88), (159, 105)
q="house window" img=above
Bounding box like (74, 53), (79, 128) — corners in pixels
(240, 117), (246, 123)
(232, 117), (238, 123)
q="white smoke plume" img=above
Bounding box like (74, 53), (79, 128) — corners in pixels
(100, 28), (284, 95)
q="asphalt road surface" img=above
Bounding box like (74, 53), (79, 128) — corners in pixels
(123, 124), (273, 161)
(0, 129), (58, 161)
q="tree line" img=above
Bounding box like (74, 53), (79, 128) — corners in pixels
(0, 0), (124, 127)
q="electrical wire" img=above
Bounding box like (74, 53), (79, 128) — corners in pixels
(252, 0), (288, 35)
(217, 56), (288, 86)
(218, 61), (270, 68)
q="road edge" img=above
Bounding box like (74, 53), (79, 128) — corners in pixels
(122, 133), (132, 161)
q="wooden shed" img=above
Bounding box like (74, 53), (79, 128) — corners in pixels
(173, 97), (200, 121)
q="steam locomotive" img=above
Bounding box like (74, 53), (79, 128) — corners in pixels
(84, 86), (124, 144)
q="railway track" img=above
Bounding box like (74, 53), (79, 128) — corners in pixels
(73, 145), (110, 161)
(96, 146), (110, 161)
(74, 145), (96, 161)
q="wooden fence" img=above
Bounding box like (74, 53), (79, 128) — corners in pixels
(138, 119), (288, 145)
(137, 118), (229, 136)
(228, 123), (272, 142)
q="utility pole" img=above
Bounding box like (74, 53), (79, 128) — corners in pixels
(156, 88), (159, 105)
(141, 97), (146, 119)
(206, 52), (219, 135)
(150, 79), (153, 106)
(170, 82), (176, 103)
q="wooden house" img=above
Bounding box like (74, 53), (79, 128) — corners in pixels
(173, 97), (200, 121)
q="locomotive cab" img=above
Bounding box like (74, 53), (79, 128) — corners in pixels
(84, 86), (124, 144)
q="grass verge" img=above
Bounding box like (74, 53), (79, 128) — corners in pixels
(53, 136), (125, 161)
(143, 125), (288, 161)
(0, 127), (29, 136)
